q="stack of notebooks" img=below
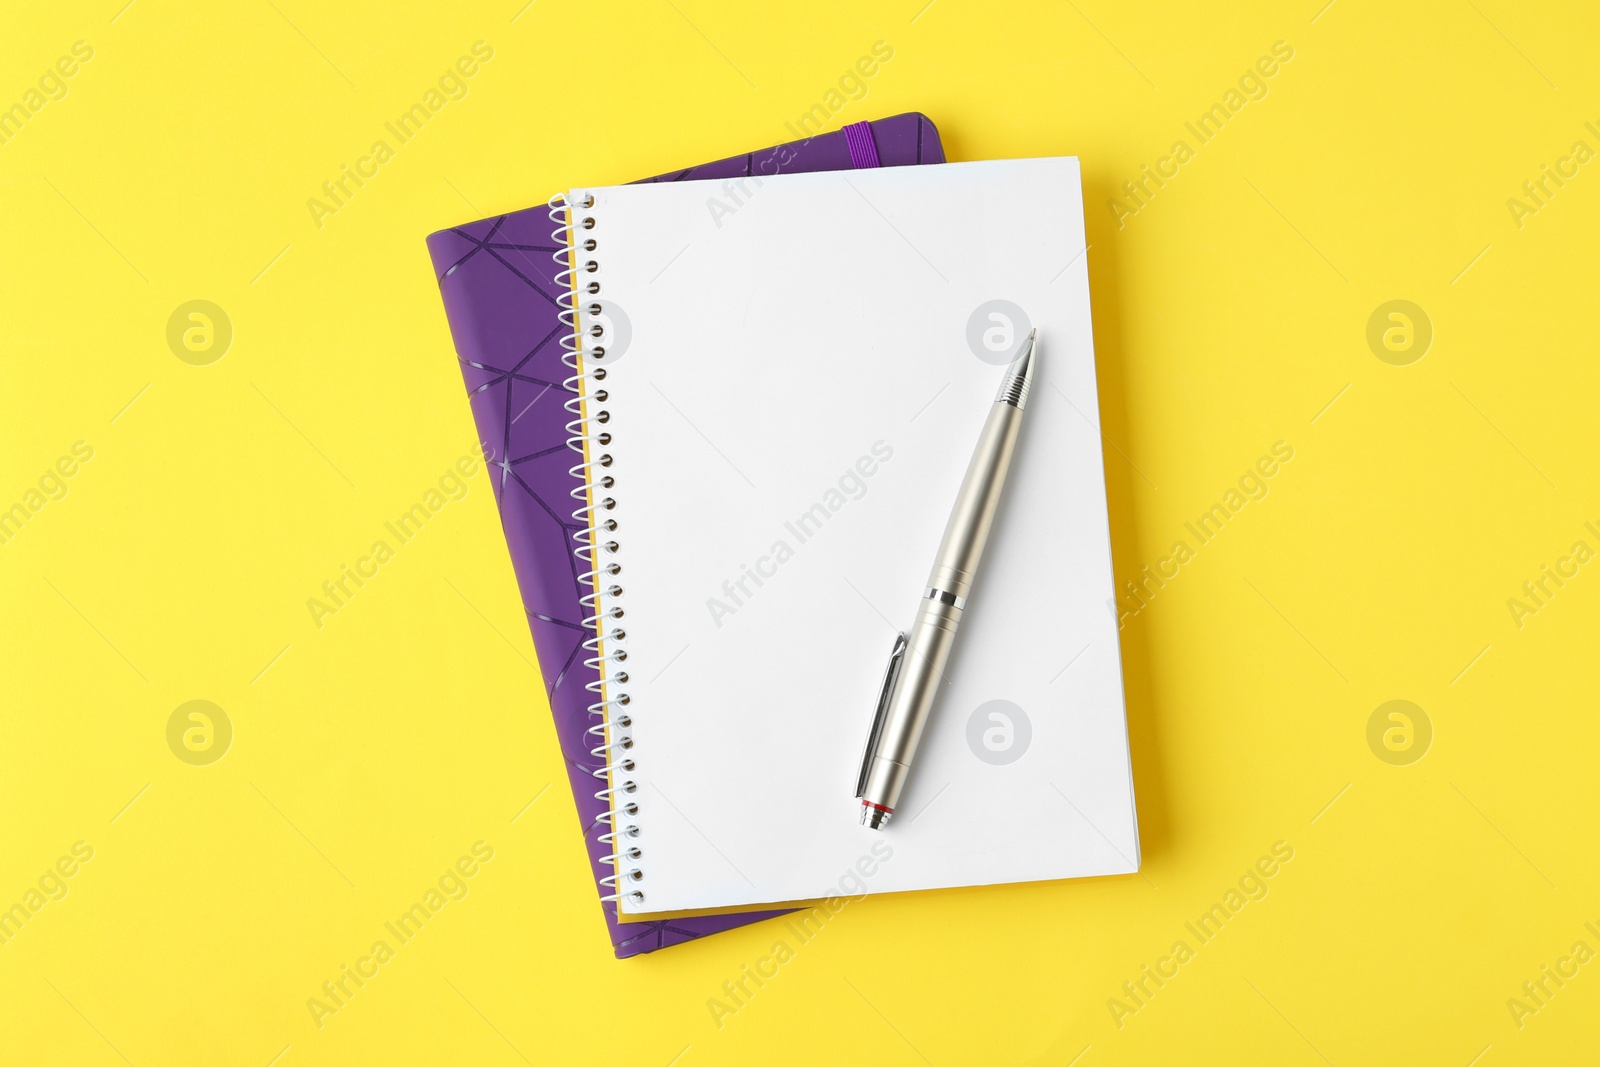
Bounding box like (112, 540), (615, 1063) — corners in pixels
(426, 114), (1138, 957)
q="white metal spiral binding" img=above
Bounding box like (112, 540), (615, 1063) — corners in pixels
(548, 192), (643, 906)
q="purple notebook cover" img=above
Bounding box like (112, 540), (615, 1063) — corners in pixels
(425, 114), (945, 957)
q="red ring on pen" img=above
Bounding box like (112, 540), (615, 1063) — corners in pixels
(862, 801), (893, 813)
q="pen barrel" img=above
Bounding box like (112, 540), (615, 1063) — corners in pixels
(926, 403), (1024, 599)
(860, 596), (963, 813)
(860, 400), (1027, 816)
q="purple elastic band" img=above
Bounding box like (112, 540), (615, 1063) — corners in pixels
(843, 121), (881, 169)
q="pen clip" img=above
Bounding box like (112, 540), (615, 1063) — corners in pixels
(855, 631), (907, 798)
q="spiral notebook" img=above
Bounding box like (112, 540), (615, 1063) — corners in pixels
(554, 156), (1140, 916)
(426, 115), (944, 954)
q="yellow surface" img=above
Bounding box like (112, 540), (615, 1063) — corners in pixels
(2, 1), (1597, 1063)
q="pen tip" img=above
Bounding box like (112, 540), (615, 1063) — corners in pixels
(1011, 330), (1036, 369)
(994, 330), (1036, 407)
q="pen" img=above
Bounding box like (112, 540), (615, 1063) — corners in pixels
(855, 329), (1038, 829)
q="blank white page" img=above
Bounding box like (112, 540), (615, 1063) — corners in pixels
(575, 157), (1138, 915)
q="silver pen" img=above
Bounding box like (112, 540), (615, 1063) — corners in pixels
(855, 329), (1038, 829)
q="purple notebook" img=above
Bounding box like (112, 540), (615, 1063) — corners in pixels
(426, 114), (945, 957)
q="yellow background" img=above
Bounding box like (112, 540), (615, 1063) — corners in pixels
(3, 0), (1597, 1063)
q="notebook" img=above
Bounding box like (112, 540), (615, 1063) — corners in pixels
(554, 156), (1139, 916)
(425, 114), (945, 955)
